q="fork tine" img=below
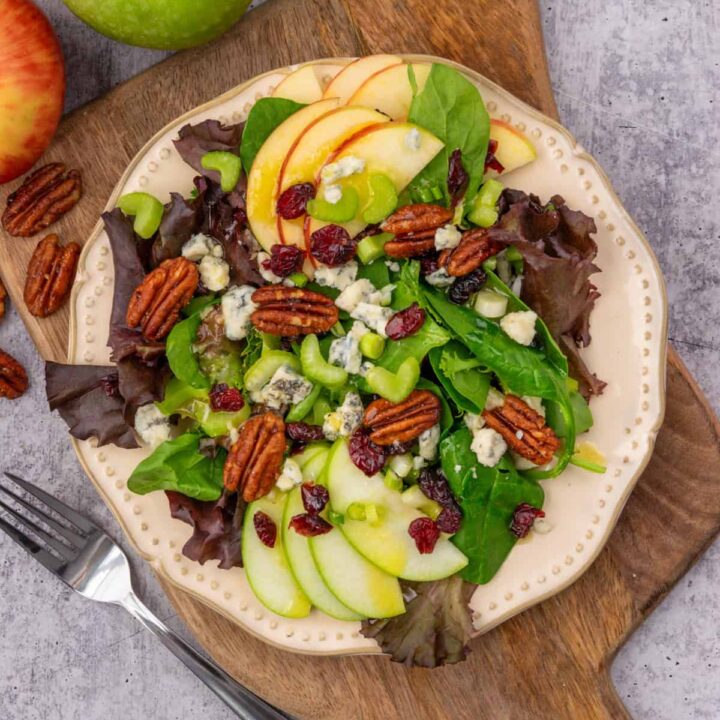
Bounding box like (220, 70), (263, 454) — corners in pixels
(0, 484), (85, 547)
(3, 472), (96, 535)
(0, 513), (64, 574)
(0, 496), (77, 562)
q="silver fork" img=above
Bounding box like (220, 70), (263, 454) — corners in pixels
(0, 472), (293, 720)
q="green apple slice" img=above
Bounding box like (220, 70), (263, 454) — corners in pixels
(272, 64), (338, 104)
(242, 494), (312, 618)
(348, 62), (432, 120)
(309, 520), (405, 619)
(304, 121), (444, 246)
(322, 54), (402, 104)
(276, 106), (389, 249)
(246, 98), (340, 252)
(326, 440), (468, 581)
(282, 487), (364, 621)
(487, 119), (537, 177)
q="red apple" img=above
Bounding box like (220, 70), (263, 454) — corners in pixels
(0, 0), (65, 184)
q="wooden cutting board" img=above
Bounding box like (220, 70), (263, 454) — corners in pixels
(1, 1), (719, 717)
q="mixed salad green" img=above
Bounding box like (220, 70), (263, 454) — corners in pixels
(47, 59), (606, 667)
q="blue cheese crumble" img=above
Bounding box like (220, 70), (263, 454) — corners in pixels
(323, 391), (363, 441)
(250, 365), (313, 411)
(418, 424), (440, 461)
(328, 321), (369, 375)
(471, 428), (508, 467)
(320, 155), (366, 183)
(434, 224), (462, 251)
(221, 285), (256, 341)
(275, 457), (303, 491)
(134, 404), (172, 448)
(500, 310), (537, 346)
(314, 261), (358, 291)
(181, 233), (222, 262)
(199, 255), (230, 292)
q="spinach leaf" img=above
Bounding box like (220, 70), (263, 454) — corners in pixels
(441, 427), (544, 584)
(128, 434), (226, 501)
(546, 390), (593, 437)
(429, 342), (490, 414)
(166, 314), (210, 390)
(357, 258), (390, 289)
(182, 294), (219, 318)
(424, 287), (576, 479)
(484, 270), (568, 376)
(240, 97), (305, 173)
(407, 64), (490, 205)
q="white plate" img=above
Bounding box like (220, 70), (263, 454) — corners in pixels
(68, 56), (667, 656)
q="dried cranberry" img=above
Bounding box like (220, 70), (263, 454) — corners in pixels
(286, 422), (325, 443)
(352, 223), (381, 242)
(408, 517), (440, 554)
(310, 224), (356, 266)
(448, 268), (486, 304)
(100, 373), (120, 398)
(447, 148), (469, 207)
(385, 439), (414, 456)
(420, 254), (440, 276)
(417, 468), (457, 509)
(276, 183), (315, 219)
(209, 384), (245, 412)
(385, 303), (426, 340)
(484, 139), (505, 175)
(301, 483), (329, 515)
(253, 511), (277, 548)
(266, 244), (304, 277)
(436, 506), (462, 534)
(349, 429), (386, 476)
(289, 513), (333, 537)
(509, 503), (545, 539)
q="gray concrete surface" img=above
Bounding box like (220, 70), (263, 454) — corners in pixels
(0, 1), (718, 718)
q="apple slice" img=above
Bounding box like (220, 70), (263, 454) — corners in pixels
(247, 98), (340, 251)
(309, 518), (405, 619)
(322, 54), (402, 104)
(347, 63), (432, 120)
(282, 486), (364, 621)
(272, 64), (338, 104)
(276, 106), (389, 248)
(487, 119), (537, 176)
(242, 494), (312, 618)
(326, 440), (468, 581)
(305, 121), (444, 246)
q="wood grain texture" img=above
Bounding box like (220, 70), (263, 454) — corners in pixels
(0, 0), (718, 718)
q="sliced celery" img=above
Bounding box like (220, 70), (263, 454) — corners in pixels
(286, 383), (321, 422)
(362, 173), (398, 224)
(307, 186), (359, 223)
(357, 232), (392, 264)
(201, 151), (242, 192)
(300, 334), (348, 389)
(366, 357), (420, 403)
(359, 332), (385, 360)
(243, 350), (301, 392)
(117, 192), (163, 239)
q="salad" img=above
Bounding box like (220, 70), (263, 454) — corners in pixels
(47, 58), (606, 667)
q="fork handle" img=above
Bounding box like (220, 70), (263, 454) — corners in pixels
(120, 592), (293, 720)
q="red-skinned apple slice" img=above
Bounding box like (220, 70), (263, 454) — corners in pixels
(0, 0), (65, 184)
(246, 98), (340, 252)
(322, 54), (402, 104)
(347, 62), (432, 120)
(276, 106), (390, 249)
(272, 64), (339, 104)
(487, 119), (537, 176)
(304, 121), (444, 252)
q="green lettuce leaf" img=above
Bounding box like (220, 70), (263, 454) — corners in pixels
(429, 341), (490, 414)
(440, 427), (544, 584)
(128, 433), (226, 501)
(166, 313), (210, 390)
(407, 63), (490, 205)
(240, 97), (305, 173)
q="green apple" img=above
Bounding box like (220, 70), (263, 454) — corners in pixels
(326, 439), (468, 581)
(348, 62), (432, 120)
(242, 494), (312, 618)
(62, 0), (251, 50)
(487, 119), (537, 176)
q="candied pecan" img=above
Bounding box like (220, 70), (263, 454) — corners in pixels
(2, 163), (82, 237)
(0, 278), (6, 322)
(126, 257), (199, 340)
(445, 228), (504, 277)
(482, 394), (560, 466)
(363, 390), (441, 446)
(23, 234), (81, 318)
(382, 203), (453, 236)
(0, 348), (29, 400)
(251, 285), (338, 336)
(223, 412), (287, 502)
(384, 231), (437, 259)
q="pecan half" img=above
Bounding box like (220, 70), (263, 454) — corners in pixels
(383, 203), (454, 259)
(126, 257), (199, 340)
(251, 285), (338, 336)
(2, 164), (82, 237)
(445, 228), (504, 277)
(0, 278), (6, 322)
(363, 390), (441, 446)
(24, 234), (81, 318)
(0, 348), (29, 400)
(224, 412), (287, 502)
(482, 394), (560, 465)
